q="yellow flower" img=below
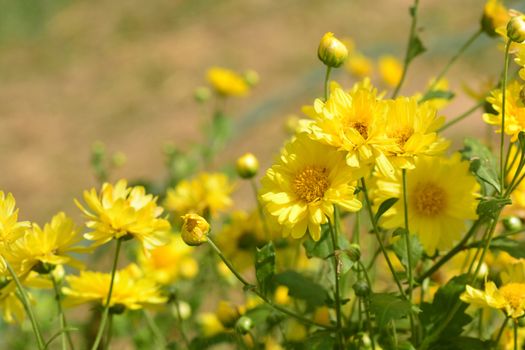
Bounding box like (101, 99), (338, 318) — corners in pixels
(8, 212), (90, 274)
(376, 154), (480, 254)
(274, 285), (290, 305)
(207, 67), (249, 97)
(0, 282), (25, 324)
(378, 55), (402, 87)
(180, 213), (209, 246)
(236, 153), (259, 179)
(76, 179), (170, 252)
(197, 312), (225, 337)
(62, 264), (166, 310)
(216, 211), (266, 271)
(385, 97), (450, 170)
(260, 134), (362, 241)
(0, 192), (30, 246)
(461, 260), (525, 319)
(138, 234), (198, 285)
(215, 300), (241, 328)
(484, 80), (525, 142)
(301, 80), (395, 176)
(481, 0), (510, 36)
(345, 51), (373, 78)
(164, 172), (234, 218)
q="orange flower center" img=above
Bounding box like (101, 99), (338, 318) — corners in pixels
(412, 182), (447, 217)
(293, 166), (329, 203)
(500, 283), (525, 313)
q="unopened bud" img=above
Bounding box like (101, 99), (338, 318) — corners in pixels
(236, 153), (259, 179)
(194, 86), (211, 103)
(507, 15), (525, 43)
(346, 243), (361, 262)
(216, 301), (241, 328)
(503, 216), (522, 231)
(181, 213), (209, 246)
(235, 316), (254, 335)
(353, 279), (370, 298)
(243, 70), (259, 87)
(318, 32), (348, 68)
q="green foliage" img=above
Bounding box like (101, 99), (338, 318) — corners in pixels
(461, 138), (500, 194)
(303, 226), (354, 275)
(477, 197), (512, 219)
(374, 198), (398, 223)
(419, 90), (455, 103)
(255, 242), (276, 296)
(490, 237), (525, 258)
(392, 233), (423, 271)
(369, 293), (413, 329)
(273, 271), (329, 308)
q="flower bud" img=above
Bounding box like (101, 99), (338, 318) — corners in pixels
(480, 0), (509, 37)
(235, 316), (254, 335)
(181, 213), (209, 246)
(346, 243), (361, 262)
(216, 300), (241, 328)
(318, 32), (348, 68)
(236, 153), (259, 179)
(243, 70), (259, 87)
(194, 86), (211, 103)
(353, 279), (370, 298)
(503, 216), (522, 231)
(507, 15), (525, 43)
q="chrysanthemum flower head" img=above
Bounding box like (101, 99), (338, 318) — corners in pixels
(481, 0), (510, 36)
(62, 264), (167, 310)
(164, 172), (234, 218)
(378, 55), (402, 88)
(260, 134), (362, 241)
(0, 192), (30, 246)
(376, 154), (480, 254)
(75, 179), (171, 252)
(483, 80), (525, 142)
(207, 67), (249, 97)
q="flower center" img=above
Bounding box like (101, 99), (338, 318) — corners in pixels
(293, 166), (329, 203)
(351, 121), (369, 139)
(392, 127), (414, 147)
(412, 182), (447, 217)
(500, 283), (525, 313)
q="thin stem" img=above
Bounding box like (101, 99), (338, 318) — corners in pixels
(363, 298), (377, 350)
(324, 66), (332, 101)
(51, 274), (75, 350)
(328, 209), (344, 350)
(91, 238), (122, 350)
(207, 237), (334, 329)
(437, 101), (484, 132)
(361, 178), (406, 298)
(420, 29), (483, 101)
(144, 310), (167, 349)
(514, 319), (518, 350)
(2, 257), (45, 350)
(402, 170), (413, 300)
(171, 296), (190, 347)
(103, 313), (114, 350)
(500, 40), (512, 193)
(495, 317), (509, 346)
(250, 179), (270, 240)
(391, 0), (420, 98)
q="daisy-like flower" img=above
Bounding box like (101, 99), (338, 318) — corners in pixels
(0, 282), (25, 324)
(461, 260), (525, 319)
(375, 154), (480, 254)
(75, 179), (171, 252)
(62, 264), (166, 310)
(481, 0), (510, 36)
(301, 79), (395, 176)
(378, 55), (402, 88)
(260, 134), (362, 241)
(385, 97), (450, 170)
(0, 192), (30, 246)
(345, 52), (373, 79)
(164, 172), (234, 218)
(483, 80), (525, 142)
(8, 212), (90, 274)
(207, 67), (249, 97)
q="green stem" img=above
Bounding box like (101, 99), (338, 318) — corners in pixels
(500, 40), (512, 193)
(495, 317), (509, 347)
(103, 313), (113, 350)
(324, 66), (332, 101)
(171, 296), (190, 347)
(328, 209), (345, 350)
(401, 169), (413, 300)
(144, 310), (167, 349)
(437, 101), (484, 132)
(514, 319), (518, 350)
(51, 274), (75, 350)
(251, 179), (271, 240)
(207, 237), (334, 329)
(362, 297), (376, 350)
(91, 238), (122, 350)
(420, 29), (483, 101)
(391, 0), (420, 98)
(2, 257), (45, 350)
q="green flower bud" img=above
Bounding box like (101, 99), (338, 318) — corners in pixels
(353, 279), (370, 298)
(181, 213), (209, 246)
(318, 32), (348, 68)
(502, 216), (522, 231)
(507, 15), (525, 43)
(235, 316), (254, 335)
(243, 70), (259, 87)
(194, 86), (211, 103)
(346, 243), (361, 262)
(236, 153), (259, 179)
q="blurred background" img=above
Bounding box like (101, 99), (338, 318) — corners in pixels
(0, 0), (522, 222)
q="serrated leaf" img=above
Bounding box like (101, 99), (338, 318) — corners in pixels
(407, 35), (426, 63)
(273, 271), (329, 308)
(374, 198), (398, 223)
(369, 293), (412, 329)
(419, 90), (455, 103)
(255, 242), (276, 296)
(461, 138), (500, 194)
(477, 197), (511, 219)
(392, 234), (423, 271)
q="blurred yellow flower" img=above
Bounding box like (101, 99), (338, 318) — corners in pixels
(376, 154), (480, 254)
(345, 52), (373, 78)
(76, 179), (170, 252)
(260, 134), (362, 241)
(0, 282), (24, 324)
(481, 0), (510, 36)
(197, 312), (225, 337)
(0, 192), (30, 246)
(62, 264), (166, 310)
(207, 67), (249, 97)
(164, 172), (234, 218)
(274, 285), (290, 305)
(378, 55), (403, 87)
(215, 300), (241, 328)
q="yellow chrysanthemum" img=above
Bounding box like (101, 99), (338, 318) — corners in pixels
(207, 67), (249, 97)
(75, 179), (171, 252)
(461, 260), (525, 319)
(481, 0), (510, 36)
(345, 52), (373, 78)
(260, 134), (362, 241)
(62, 264), (166, 310)
(0, 192), (30, 246)
(505, 144), (525, 210)
(385, 96), (450, 169)
(378, 55), (402, 87)
(0, 282), (24, 324)
(301, 80), (395, 176)
(216, 211), (267, 271)
(376, 154), (480, 253)
(138, 234), (198, 285)
(164, 172), (234, 218)
(8, 212), (90, 274)
(483, 80), (525, 142)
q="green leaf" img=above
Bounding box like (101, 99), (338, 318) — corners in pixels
(419, 90), (455, 103)
(461, 138), (500, 193)
(255, 242), (276, 296)
(374, 198), (398, 223)
(489, 237), (525, 258)
(273, 271), (329, 308)
(369, 293), (413, 329)
(303, 227), (354, 275)
(407, 35), (426, 64)
(392, 233), (423, 271)
(477, 197), (511, 219)
(428, 337), (491, 350)
(303, 332), (335, 349)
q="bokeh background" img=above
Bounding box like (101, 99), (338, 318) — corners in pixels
(0, 0), (521, 223)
